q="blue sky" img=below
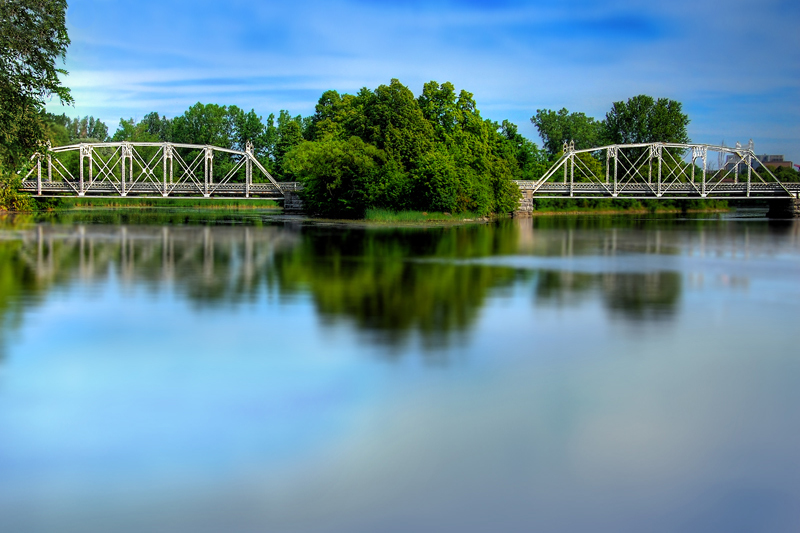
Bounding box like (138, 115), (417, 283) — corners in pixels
(47, 0), (800, 163)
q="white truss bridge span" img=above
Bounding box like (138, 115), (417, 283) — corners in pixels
(21, 140), (799, 201)
(514, 141), (798, 200)
(22, 141), (295, 199)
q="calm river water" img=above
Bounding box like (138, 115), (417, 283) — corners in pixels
(0, 209), (799, 533)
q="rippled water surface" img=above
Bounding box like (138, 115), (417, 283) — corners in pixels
(1, 210), (799, 533)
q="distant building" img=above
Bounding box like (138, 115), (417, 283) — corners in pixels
(754, 154), (794, 169)
(724, 145), (793, 171)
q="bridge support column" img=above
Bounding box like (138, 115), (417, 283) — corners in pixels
(767, 199), (800, 218)
(79, 143), (85, 196)
(245, 141), (253, 199)
(36, 157), (42, 196)
(121, 142), (132, 197)
(204, 146), (213, 197)
(162, 144), (172, 197)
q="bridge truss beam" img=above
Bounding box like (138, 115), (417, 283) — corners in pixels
(514, 141), (799, 200)
(21, 141), (799, 202)
(23, 141), (292, 198)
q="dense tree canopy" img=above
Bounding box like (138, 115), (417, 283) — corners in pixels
(603, 95), (690, 146)
(281, 79), (529, 217)
(530, 108), (603, 157)
(0, 0), (72, 169)
(531, 95), (691, 161)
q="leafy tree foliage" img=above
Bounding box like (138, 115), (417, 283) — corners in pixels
(499, 120), (548, 180)
(172, 103), (232, 147)
(139, 111), (172, 141)
(530, 108), (602, 157)
(45, 113), (109, 143)
(0, 0), (72, 169)
(273, 110), (306, 178)
(286, 79), (525, 218)
(603, 95), (690, 145)
(766, 165), (800, 183)
(0, 170), (34, 211)
(283, 136), (386, 217)
(111, 117), (160, 142)
(531, 96), (691, 163)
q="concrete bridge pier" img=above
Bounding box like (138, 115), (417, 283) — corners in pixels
(767, 198), (800, 218)
(283, 191), (304, 214)
(514, 189), (535, 217)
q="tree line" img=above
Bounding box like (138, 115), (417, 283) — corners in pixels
(31, 88), (761, 216)
(36, 80), (552, 218)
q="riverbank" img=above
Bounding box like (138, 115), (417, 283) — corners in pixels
(518, 207), (731, 217)
(14, 195), (734, 225)
(35, 197), (282, 210)
(362, 208), (492, 224)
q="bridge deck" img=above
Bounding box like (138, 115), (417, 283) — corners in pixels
(514, 181), (800, 199)
(21, 181), (300, 198)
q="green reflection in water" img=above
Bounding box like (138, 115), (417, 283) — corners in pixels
(270, 224), (522, 348)
(534, 270), (682, 321)
(4, 211), (773, 356)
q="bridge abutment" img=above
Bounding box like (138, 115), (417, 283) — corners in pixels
(514, 190), (534, 217)
(767, 199), (800, 218)
(283, 191), (304, 214)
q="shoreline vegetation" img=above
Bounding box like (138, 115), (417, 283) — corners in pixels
(2, 194), (732, 223)
(33, 197), (281, 210)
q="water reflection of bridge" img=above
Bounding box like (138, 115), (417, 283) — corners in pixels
(7, 219), (794, 352)
(18, 224), (300, 295)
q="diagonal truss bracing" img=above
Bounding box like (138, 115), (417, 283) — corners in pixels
(515, 141), (798, 200)
(24, 141), (284, 198)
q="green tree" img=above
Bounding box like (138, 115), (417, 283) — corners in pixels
(498, 119), (548, 180)
(139, 111), (172, 141)
(111, 118), (160, 142)
(0, 0), (73, 170)
(530, 108), (602, 157)
(603, 95), (690, 145)
(418, 81), (460, 137)
(272, 110), (305, 179)
(288, 79), (522, 217)
(228, 106), (265, 154)
(171, 103), (232, 147)
(42, 113), (109, 143)
(42, 116), (69, 146)
(364, 79), (434, 171)
(768, 165), (800, 183)
(284, 136), (386, 218)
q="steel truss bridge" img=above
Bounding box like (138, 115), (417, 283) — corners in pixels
(20, 140), (799, 202)
(514, 141), (798, 200)
(22, 141), (296, 199)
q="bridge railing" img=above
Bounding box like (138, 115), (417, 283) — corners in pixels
(23, 141), (287, 198)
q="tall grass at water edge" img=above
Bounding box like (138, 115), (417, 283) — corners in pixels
(364, 208), (485, 223)
(41, 197), (281, 210)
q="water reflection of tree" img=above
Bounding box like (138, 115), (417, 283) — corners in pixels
(4, 213), (790, 356)
(0, 217), (524, 354)
(269, 225), (522, 349)
(534, 270), (682, 321)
